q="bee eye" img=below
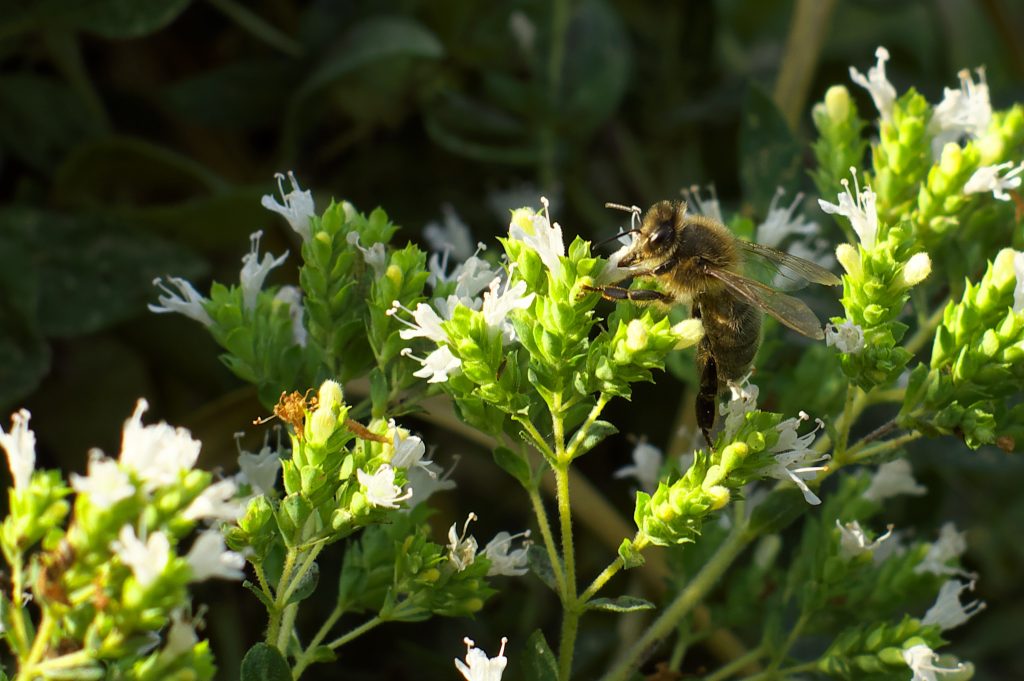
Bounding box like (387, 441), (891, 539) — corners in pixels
(649, 223), (672, 246)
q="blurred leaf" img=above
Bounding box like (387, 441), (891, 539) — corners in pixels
(522, 629), (559, 681)
(0, 237), (50, 408)
(739, 84), (802, 214)
(585, 595), (655, 613)
(527, 544), (559, 593)
(0, 208), (205, 339)
(0, 75), (101, 173)
(492, 445), (531, 487)
(285, 561), (319, 604)
(161, 59), (295, 130)
(63, 0), (192, 39)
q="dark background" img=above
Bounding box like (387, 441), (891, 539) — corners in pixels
(1, 1), (1023, 678)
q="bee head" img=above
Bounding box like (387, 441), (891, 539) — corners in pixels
(619, 200), (683, 267)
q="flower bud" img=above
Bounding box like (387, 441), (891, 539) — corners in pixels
(671, 318), (705, 349)
(901, 252), (932, 287)
(835, 243), (862, 278)
(625, 319), (648, 352)
(702, 464), (726, 489)
(939, 143), (962, 177)
(824, 85), (852, 121)
(720, 442), (750, 472)
(991, 248), (1018, 294)
(655, 502), (677, 522)
(318, 380), (343, 411)
(707, 485), (730, 510)
(385, 264), (403, 288)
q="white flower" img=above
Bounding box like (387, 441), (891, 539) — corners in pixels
(508, 198), (565, 276)
(825, 319), (865, 354)
(274, 285), (307, 347)
(70, 451), (134, 508)
(186, 529), (245, 581)
(836, 519), (894, 560)
(112, 525), (170, 587)
(389, 300), (449, 343)
(184, 479), (245, 522)
(357, 464), (412, 508)
(719, 374), (759, 438)
(1014, 251), (1024, 314)
(964, 161), (1024, 201)
(864, 459), (927, 503)
(481, 274), (535, 343)
(453, 255), (500, 301)
(902, 644), (966, 681)
(346, 231), (388, 278)
(595, 205), (641, 286)
(237, 444), (281, 496)
(119, 399), (202, 490)
(424, 205), (475, 261)
(387, 420), (432, 472)
(481, 530), (531, 577)
(922, 580), (986, 631)
(0, 409), (35, 491)
(401, 346), (463, 384)
(261, 171), (315, 241)
(681, 185), (724, 224)
(930, 67), (991, 158)
(405, 460), (457, 510)
(849, 46), (897, 123)
(758, 411), (828, 505)
(448, 513), (479, 572)
(239, 231), (288, 313)
(149, 277), (213, 327)
(818, 168), (879, 250)
(757, 189), (821, 248)
(158, 610), (199, 662)
(613, 442), (663, 493)
(915, 523), (970, 577)
(902, 252), (933, 287)
(455, 636), (508, 681)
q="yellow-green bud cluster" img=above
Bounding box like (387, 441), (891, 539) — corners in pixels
(818, 616), (942, 679)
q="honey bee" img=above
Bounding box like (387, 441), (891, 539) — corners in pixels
(585, 200), (841, 445)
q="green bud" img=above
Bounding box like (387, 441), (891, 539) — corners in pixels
(720, 442), (750, 472)
(824, 85), (852, 121)
(625, 319), (648, 352)
(745, 431), (767, 452)
(836, 243), (862, 278)
(878, 647), (906, 666)
(655, 502), (677, 522)
(703, 464), (725, 488)
(671, 318), (704, 349)
(706, 485), (730, 510)
(901, 252), (931, 287)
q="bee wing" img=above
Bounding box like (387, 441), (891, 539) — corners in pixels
(705, 267), (826, 340)
(738, 241), (842, 286)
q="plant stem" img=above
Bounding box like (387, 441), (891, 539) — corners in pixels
(280, 544), (324, 605)
(527, 482), (568, 597)
(702, 644), (766, 681)
(266, 547), (298, 646)
(846, 431), (923, 464)
(565, 393), (611, 460)
(741, 660), (819, 681)
(325, 616), (383, 650)
(833, 383), (859, 460)
(600, 525), (751, 681)
(578, 558), (623, 605)
(292, 603), (344, 679)
(8, 553), (30, 657)
(764, 612), (808, 674)
(23, 611), (55, 671)
(554, 462), (579, 681)
(516, 416), (556, 460)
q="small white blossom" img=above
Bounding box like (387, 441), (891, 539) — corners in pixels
(719, 374), (759, 438)
(239, 231), (288, 313)
(613, 442), (663, 493)
(112, 525), (170, 588)
(149, 277), (213, 327)
(759, 411), (828, 505)
(274, 285), (307, 347)
(595, 206), (641, 286)
(70, 451), (134, 508)
(387, 420), (432, 472)
(237, 444), (281, 496)
(481, 274), (535, 343)
(964, 161), (1024, 202)
(849, 46), (897, 123)
(184, 479), (245, 522)
(681, 185), (724, 224)
(481, 530), (531, 577)
(455, 636), (508, 681)
(261, 171), (315, 241)
(158, 610), (199, 661)
(836, 519), (894, 560)
(447, 513), (479, 572)
(757, 189), (821, 248)
(1013, 251), (1024, 314)
(903, 644), (966, 681)
(508, 198), (565, 277)
(922, 580), (986, 631)
(930, 67), (992, 158)
(0, 409), (36, 491)
(405, 460), (457, 509)
(825, 319), (865, 354)
(389, 300), (449, 343)
(915, 522), (971, 577)
(186, 529), (245, 581)
(119, 399), (201, 490)
(818, 168), (879, 250)
(401, 346), (462, 384)
(902, 252), (933, 287)
(424, 205), (475, 261)
(357, 464), (412, 509)
(346, 231), (388, 278)
(864, 459), (927, 503)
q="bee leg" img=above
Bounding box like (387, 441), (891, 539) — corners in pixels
(695, 340), (718, 448)
(580, 284), (672, 304)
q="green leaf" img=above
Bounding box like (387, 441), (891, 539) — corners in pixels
(241, 580), (275, 611)
(747, 488), (807, 535)
(521, 630), (559, 681)
(64, 0), (193, 39)
(571, 420), (618, 459)
(617, 537), (645, 569)
(492, 446), (531, 487)
(586, 595), (655, 613)
(240, 643), (291, 681)
(286, 561), (319, 605)
(739, 84), (802, 215)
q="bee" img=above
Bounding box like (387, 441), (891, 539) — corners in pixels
(585, 200), (841, 445)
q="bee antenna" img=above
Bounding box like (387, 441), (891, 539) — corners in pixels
(594, 229), (638, 249)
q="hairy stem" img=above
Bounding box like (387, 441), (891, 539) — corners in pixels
(702, 644), (767, 681)
(527, 481), (568, 597)
(325, 616), (383, 650)
(292, 603), (344, 679)
(554, 462), (579, 681)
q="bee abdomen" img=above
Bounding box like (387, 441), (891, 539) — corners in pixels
(699, 295), (761, 381)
